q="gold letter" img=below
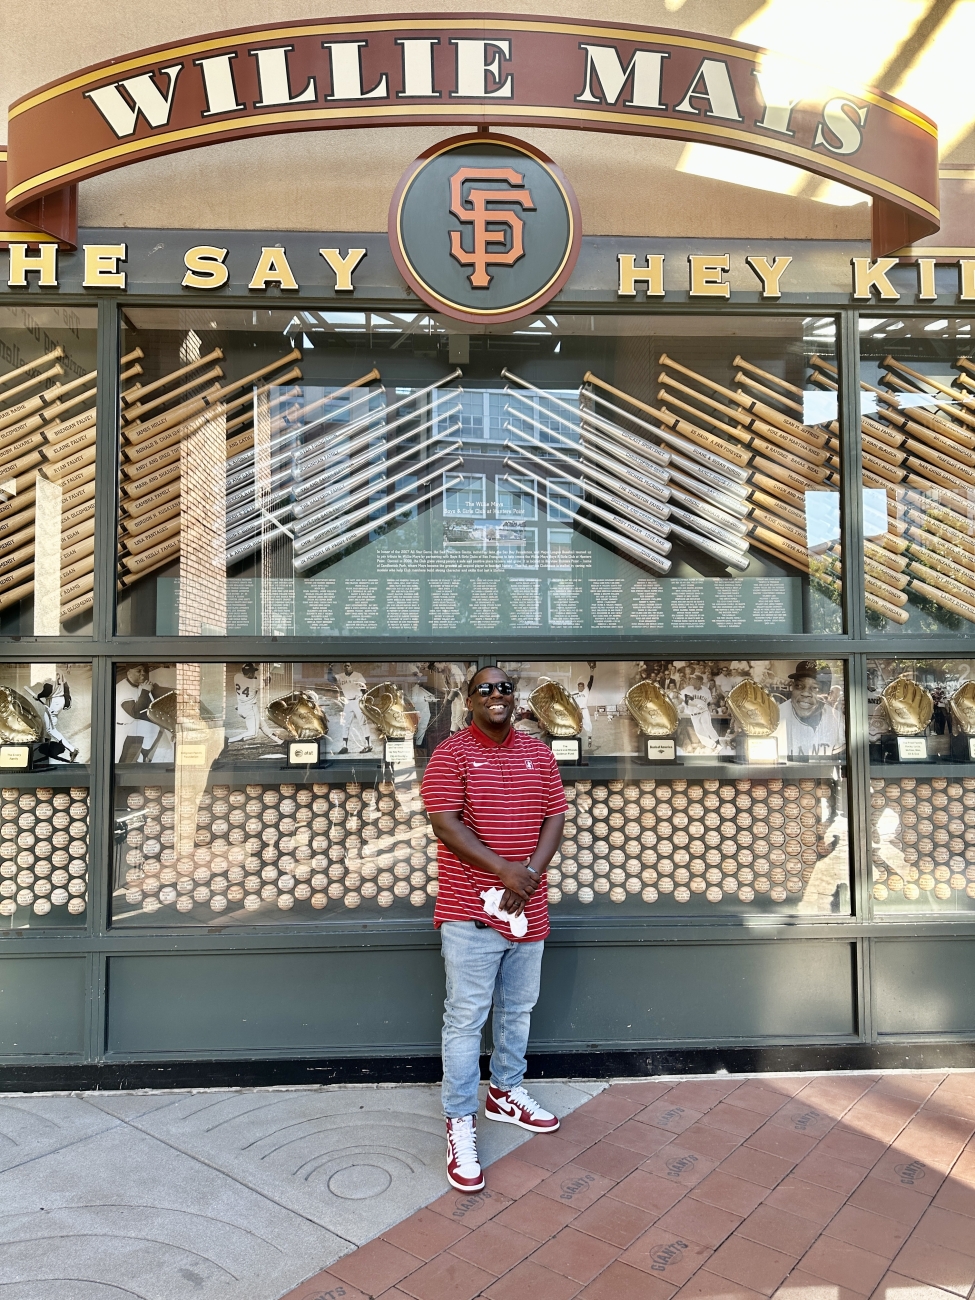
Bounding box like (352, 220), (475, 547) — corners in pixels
(917, 258), (937, 301)
(7, 243), (57, 287)
(688, 254), (730, 298)
(851, 257), (899, 300)
(182, 246), (230, 289)
(745, 254), (792, 298)
(618, 254), (664, 297)
(83, 243), (127, 288)
(248, 247), (299, 291)
(960, 260), (975, 301)
(319, 248), (366, 291)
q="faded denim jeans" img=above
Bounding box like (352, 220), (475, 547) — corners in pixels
(440, 920), (544, 1119)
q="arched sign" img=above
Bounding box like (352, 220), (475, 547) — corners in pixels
(389, 134), (581, 323)
(4, 13), (939, 253)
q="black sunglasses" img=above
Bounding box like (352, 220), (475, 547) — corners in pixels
(471, 681), (514, 697)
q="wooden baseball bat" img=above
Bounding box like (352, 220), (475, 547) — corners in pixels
(0, 364), (65, 409)
(659, 352), (826, 447)
(732, 355), (803, 398)
(122, 366), (224, 424)
(122, 348), (225, 407)
(124, 350), (300, 446)
(658, 374), (831, 463)
(0, 346), (64, 392)
(0, 348), (141, 433)
(735, 372), (804, 415)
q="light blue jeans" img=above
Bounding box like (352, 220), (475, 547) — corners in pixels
(440, 921), (544, 1119)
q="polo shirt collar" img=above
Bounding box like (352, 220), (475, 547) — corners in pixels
(468, 721), (516, 749)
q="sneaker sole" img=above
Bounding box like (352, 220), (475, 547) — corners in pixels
(484, 1106), (559, 1132)
(447, 1170), (485, 1192)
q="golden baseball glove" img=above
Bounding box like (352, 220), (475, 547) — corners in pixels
(727, 680), (780, 738)
(528, 679), (583, 737)
(0, 687), (43, 743)
(146, 690), (177, 734)
(624, 681), (679, 736)
(360, 683), (419, 739)
(950, 681), (975, 735)
(882, 676), (933, 736)
(266, 691), (329, 739)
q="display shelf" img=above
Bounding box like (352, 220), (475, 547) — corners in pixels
(869, 762), (975, 778)
(0, 765), (91, 788)
(558, 756), (845, 780)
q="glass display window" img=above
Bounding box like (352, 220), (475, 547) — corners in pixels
(858, 318), (975, 635)
(0, 307), (100, 634)
(111, 660), (474, 927)
(502, 657), (849, 916)
(0, 662), (92, 930)
(116, 311), (843, 639)
(868, 658), (975, 915)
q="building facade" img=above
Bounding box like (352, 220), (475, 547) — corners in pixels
(1, 1), (975, 1087)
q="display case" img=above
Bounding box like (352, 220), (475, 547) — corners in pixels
(0, 663), (91, 930)
(111, 660), (474, 926)
(868, 658), (975, 914)
(858, 318), (975, 636)
(115, 311), (843, 639)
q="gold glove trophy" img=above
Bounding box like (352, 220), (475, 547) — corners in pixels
(267, 691), (329, 767)
(0, 686), (45, 770)
(528, 679), (584, 764)
(728, 680), (781, 764)
(949, 681), (975, 762)
(624, 682), (679, 762)
(882, 676), (934, 762)
(361, 683), (419, 767)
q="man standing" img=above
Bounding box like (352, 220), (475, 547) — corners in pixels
(422, 665), (566, 1193)
(332, 662), (370, 754)
(572, 663), (596, 746)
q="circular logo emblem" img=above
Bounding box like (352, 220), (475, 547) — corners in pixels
(389, 133), (581, 325)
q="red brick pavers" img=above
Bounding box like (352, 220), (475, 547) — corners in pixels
(281, 1071), (975, 1300)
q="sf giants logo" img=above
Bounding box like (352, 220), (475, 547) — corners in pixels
(448, 167), (535, 288)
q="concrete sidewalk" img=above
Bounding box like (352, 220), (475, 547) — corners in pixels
(1, 1071), (975, 1300)
(0, 1077), (602, 1299)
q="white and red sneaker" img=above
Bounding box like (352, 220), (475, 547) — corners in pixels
(485, 1084), (560, 1132)
(445, 1114), (484, 1192)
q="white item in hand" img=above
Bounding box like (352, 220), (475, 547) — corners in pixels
(480, 886), (529, 938)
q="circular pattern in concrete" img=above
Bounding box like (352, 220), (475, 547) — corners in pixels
(326, 1163), (393, 1200)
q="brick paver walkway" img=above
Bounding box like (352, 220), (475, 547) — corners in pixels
(282, 1071), (975, 1300)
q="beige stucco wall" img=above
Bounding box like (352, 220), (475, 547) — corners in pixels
(3, 0), (947, 239)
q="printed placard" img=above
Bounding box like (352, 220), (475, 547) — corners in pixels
(551, 737), (582, 764)
(176, 743), (207, 766)
(645, 738), (676, 761)
(745, 736), (780, 763)
(0, 745), (30, 769)
(288, 741), (320, 766)
(384, 738), (414, 768)
(897, 736), (928, 760)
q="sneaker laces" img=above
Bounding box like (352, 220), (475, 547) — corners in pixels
(449, 1116), (479, 1168)
(506, 1085), (545, 1115)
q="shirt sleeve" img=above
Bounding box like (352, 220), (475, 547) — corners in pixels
(420, 741), (466, 813)
(541, 749), (568, 818)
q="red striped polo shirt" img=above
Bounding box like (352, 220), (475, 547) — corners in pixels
(421, 723), (567, 941)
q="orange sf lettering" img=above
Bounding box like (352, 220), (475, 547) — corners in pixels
(448, 166), (535, 288)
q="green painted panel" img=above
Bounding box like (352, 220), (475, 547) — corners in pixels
(532, 941), (856, 1045)
(0, 957), (86, 1058)
(873, 939), (975, 1036)
(107, 949), (445, 1055)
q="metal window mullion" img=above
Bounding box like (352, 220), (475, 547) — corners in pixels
(838, 308), (866, 640)
(93, 300), (120, 642)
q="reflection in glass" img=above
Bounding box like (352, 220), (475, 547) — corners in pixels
(111, 660), (474, 927)
(0, 309), (101, 633)
(117, 312), (842, 638)
(859, 318), (975, 634)
(0, 662), (92, 930)
(498, 659), (849, 917)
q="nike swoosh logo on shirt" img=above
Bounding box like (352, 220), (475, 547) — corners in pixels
(472, 761), (489, 767)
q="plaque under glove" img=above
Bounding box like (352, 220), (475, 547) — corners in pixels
(0, 686), (45, 770)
